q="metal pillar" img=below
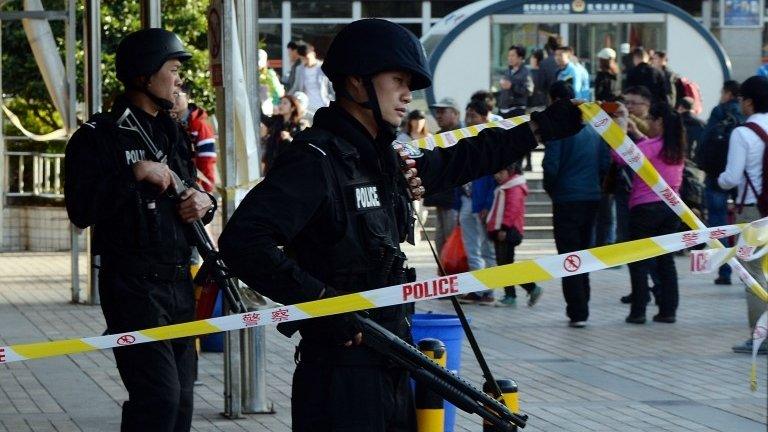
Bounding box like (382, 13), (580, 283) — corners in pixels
(421, 1), (432, 37)
(702, 0), (713, 30)
(62, 0), (81, 303)
(238, 0), (271, 414)
(84, 0), (101, 116)
(83, 0), (102, 305)
(64, 0), (75, 133)
(140, 0), (161, 28)
(213, 0), (243, 419)
(281, 1), (291, 83)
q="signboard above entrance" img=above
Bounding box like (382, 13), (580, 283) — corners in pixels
(514, 1), (654, 14)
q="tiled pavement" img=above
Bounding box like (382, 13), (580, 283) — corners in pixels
(0, 247), (766, 431)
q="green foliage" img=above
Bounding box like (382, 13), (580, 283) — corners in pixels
(1, 0), (213, 138)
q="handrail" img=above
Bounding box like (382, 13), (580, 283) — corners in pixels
(3, 147), (65, 199)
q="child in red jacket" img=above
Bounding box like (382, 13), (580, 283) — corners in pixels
(486, 163), (543, 307)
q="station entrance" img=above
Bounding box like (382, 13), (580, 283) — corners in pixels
(424, 0), (730, 117)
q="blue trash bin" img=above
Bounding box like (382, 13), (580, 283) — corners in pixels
(412, 313), (467, 432)
(200, 290), (224, 352)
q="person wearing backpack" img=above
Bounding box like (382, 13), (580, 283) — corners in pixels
(717, 75), (768, 355)
(698, 80), (743, 285)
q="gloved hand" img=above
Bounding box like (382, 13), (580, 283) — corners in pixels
(530, 99), (584, 142)
(324, 313), (364, 346)
(320, 286), (364, 346)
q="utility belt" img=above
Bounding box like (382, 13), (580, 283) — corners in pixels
(101, 258), (190, 282)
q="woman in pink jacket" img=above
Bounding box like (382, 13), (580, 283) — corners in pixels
(486, 163), (543, 307)
(614, 102), (686, 324)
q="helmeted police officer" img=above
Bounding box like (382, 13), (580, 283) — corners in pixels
(64, 28), (216, 432)
(218, 19), (582, 432)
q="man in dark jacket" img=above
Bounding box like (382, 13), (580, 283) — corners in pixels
(626, 47), (667, 103)
(676, 97), (705, 159)
(498, 45), (534, 118)
(538, 35), (562, 101)
(64, 29), (217, 432)
(651, 51), (678, 106)
(698, 80), (743, 285)
(542, 81), (610, 328)
(217, 19), (584, 432)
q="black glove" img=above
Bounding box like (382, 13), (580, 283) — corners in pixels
(323, 313), (364, 346)
(318, 286), (364, 346)
(530, 99), (584, 142)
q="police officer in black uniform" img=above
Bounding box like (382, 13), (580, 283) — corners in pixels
(218, 19), (583, 432)
(64, 29), (216, 432)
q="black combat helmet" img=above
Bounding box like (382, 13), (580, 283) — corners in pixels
(116, 28), (192, 84)
(322, 19), (432, 91)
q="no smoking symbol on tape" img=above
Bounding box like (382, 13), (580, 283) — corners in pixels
(116, 335), (136, 346)
(563, 254), (581, 272)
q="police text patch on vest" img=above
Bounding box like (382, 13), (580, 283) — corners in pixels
(352, 184), (382, 211)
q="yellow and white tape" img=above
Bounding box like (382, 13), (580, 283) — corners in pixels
(410, 103), (768, 302)
(411, 104), (768, 389)
(0, 223), (749, 365)
(411, 116), (529, 150)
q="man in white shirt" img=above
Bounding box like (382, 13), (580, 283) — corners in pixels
(290, 43), (334, 114)
(718, 75), (768, 355)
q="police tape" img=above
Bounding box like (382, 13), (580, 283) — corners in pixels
(413, 104), (768, 390)
(577, 103), (768, 303)
(410, 115), (530, 150)
(411, 103), (768, 303)
(0, 222), (752, 365)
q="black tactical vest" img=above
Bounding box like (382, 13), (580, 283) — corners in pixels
(288, 128), (415, 343)
(85, 108), (194, 265)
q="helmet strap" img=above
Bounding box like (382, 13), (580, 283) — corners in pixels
(134, 74), (175, 111)
(361, 76), (397, 140)
(143, 87), (175, 111)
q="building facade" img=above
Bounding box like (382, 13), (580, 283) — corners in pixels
(259, 1), (766, 112)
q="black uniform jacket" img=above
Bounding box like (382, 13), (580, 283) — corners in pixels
(218, 102), (537, 308)
(64, 96), (211, 266)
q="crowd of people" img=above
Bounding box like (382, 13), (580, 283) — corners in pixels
(258, 40), (335, 172)
(400, 36), (768, 355)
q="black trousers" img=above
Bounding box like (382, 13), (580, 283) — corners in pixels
(494, 239), (536, 297)
(553, 201), (599, 322)
(291, 352), (416, 432)
(99, 269), (196, 432)
(627, 202), (681, 316)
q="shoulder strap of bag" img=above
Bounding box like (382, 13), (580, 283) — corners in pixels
(739, 122), (768, 211)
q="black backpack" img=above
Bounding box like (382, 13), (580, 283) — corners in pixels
(680, 160), (705, 215)
(695, 113), (741, 177)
